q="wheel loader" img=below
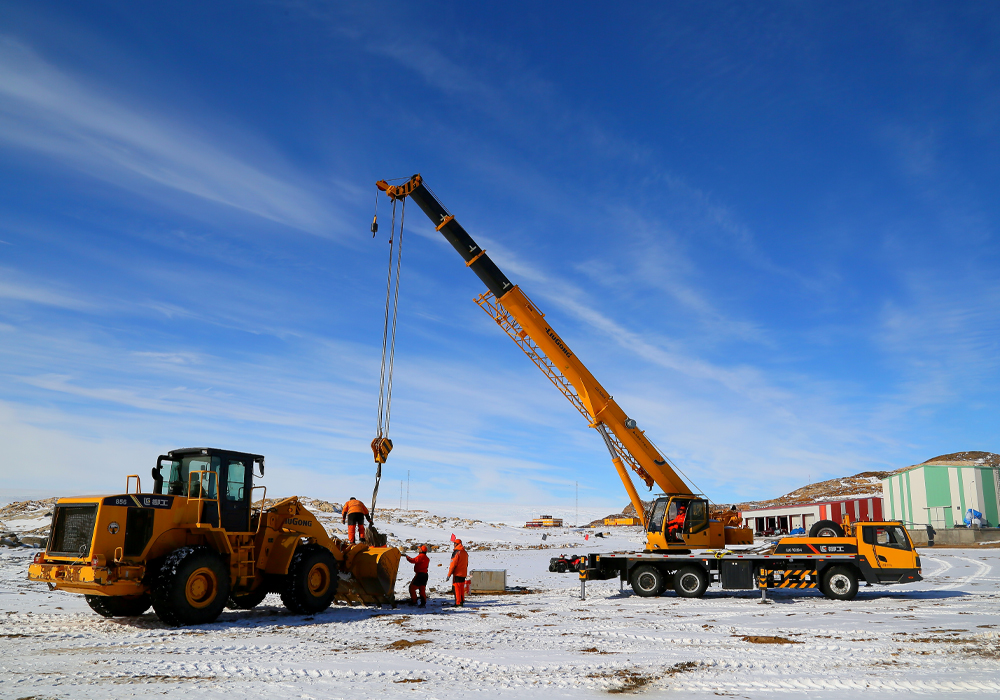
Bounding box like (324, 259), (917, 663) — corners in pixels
(27, 448), (401, 626)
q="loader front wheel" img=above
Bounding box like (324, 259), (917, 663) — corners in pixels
(86, 593), (151, 617)
(281, 545), (338, 615)
(151, 547), (230, 626)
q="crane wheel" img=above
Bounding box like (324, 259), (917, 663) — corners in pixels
(280, 545), (339, 615)
(151, 547), (231, 627)
(809, 520), (845, 538)
(821, 566), (858, 601)
(85, 593), (151, 618)
(630, 565), (666, 597)
(674, 565), (709, 598)
(227, 587), (269, 610)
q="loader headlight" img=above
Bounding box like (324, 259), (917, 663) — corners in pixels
(33, 552), (44, 564)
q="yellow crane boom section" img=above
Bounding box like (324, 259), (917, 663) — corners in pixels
(376, 174), (692, 523)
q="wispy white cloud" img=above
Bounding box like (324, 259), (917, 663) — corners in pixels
(0, 38), (341, 236)
(0, 272), (96, 310)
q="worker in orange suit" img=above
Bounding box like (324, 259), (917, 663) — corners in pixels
(446, 539), (469, 606)
(667, 504), (687, 542)
(341, 496), (372, 544)
(405, 545), (430, 607)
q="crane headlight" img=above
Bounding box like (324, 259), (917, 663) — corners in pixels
(625, 419), (637, 429)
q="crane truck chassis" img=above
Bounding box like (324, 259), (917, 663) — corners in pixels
(557, 520), (922, 601)
(27, 447), (401, 626)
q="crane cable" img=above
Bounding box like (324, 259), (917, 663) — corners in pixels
(370, 191), (406, 520)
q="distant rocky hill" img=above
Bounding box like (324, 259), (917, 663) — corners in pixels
(915, 451), (1000, 468)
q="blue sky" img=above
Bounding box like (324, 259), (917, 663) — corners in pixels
(1, 2), (997, 510)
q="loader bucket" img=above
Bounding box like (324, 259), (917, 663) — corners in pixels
(335, 546), (402, 606)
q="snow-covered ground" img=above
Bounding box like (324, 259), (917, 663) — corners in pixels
(2, 511), (1000, 697)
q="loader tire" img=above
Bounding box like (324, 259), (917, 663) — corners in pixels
(821, 566), (858, 601)
(86, 593), (151, 617)
(151, 547), (230, 627)
(280, 545), (338, 615)
(227, 587), (269, 610)
(674, 565), (709, 598)
(809, 520), (845, 538)
(630, 565), (666, 597)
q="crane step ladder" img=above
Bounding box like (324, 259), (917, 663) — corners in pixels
(757, 568), (818, 602)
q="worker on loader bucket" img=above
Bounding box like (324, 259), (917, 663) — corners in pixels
(342, 496), (372, 543)
(446, 539), (469, 607)
(405, 545), (430, 607)
(667, 504), (687, 542)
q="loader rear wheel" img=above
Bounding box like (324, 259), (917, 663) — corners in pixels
(674, 565), (709, 598)
(809, 520), (845, 538)
(281, 545), (338, 615)
(630, 565), (665, 597)
(821, 566), (858, 601)
(227, 587), (269, 610)
(151, 547), (230, 627)
(85, 593), (151, 617)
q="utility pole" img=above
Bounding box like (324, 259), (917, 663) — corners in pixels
(406, 470), (410, 512)
(575, 481), (579, 528)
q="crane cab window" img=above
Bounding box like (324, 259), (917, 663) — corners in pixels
(862, 525), (911, 550)
(166, 455), (219, 498)
(684, 500), (709, 534)
(647, 500), (668, 534)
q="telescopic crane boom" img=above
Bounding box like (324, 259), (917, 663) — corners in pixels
(376, 175), (751, 551)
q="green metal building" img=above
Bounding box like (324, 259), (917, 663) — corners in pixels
(882, 453), (1000, 528)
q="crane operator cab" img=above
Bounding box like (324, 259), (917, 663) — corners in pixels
(152, 447), (263, 532)
(645, 495), (723, 551)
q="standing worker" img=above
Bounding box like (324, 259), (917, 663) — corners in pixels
(405, 545), (430, 607)
(342, 496), (372, 544)
(446, 539), (469, 607)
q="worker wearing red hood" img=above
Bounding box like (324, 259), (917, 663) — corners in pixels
(446, 539), (469, 606)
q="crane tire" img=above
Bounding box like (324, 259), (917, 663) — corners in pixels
(809, 520), (845, 538)
(280, 545), (339, 615)
(151, 546), (231, 627)
(630, 565), (666, 597)
(821, 565), (859, 601)
(674, 565), (709, 598)
(227, 587), (269, 610)
(85, 593), (151, 617)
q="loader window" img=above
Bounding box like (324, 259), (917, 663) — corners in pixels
(166, 455), (219, 498)
(225, 460), (247, 502)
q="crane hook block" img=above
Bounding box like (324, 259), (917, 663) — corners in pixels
(371, 215), (378, 237)
(371, 436), (393, 464)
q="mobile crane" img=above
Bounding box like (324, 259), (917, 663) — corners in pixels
(376, 174), (922, 601)
(376, 174), (751, 553)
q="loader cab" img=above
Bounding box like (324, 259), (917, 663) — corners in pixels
(645, 495), (711, 549)
(153, 448), (264, 532)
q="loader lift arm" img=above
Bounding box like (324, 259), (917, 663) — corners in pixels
(376, 175), (693, 529)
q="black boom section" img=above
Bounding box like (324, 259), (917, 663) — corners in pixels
(408, 183), (514, 299)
